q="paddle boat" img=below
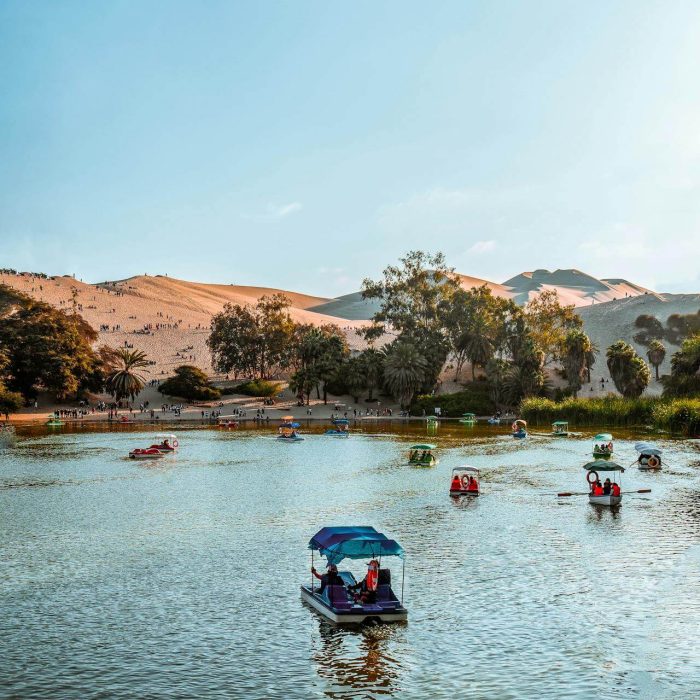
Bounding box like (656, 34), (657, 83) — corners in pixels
(511, 419), (527, 439)
(426, 415), (439, 423)
(487, 416), (501, 425)
(459, 413), (477, 425)
(218, 417), (239, 429)
(301, 526), (408, 624)
(278, 416), (304, 441)
(46, 418), (64, 427)
(0, 424), (16, 446)
(325, 419), (350, 437)
(129, 447), (165, 460)
(449, 466), (480, 496)
(149, 433), (178, 451)
(593, 433), (614, 459)
(635, 442), (662, 470)
(583, 460), (624, 506)
(408, 444), (437, 466)
(552, 420), (570, 436)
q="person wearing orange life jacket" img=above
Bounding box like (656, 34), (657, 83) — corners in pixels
(451, 474), (462, 491)
(467, 476), (479, 492)
(351, 559), (379, 604)
(611, 482), (621, 497)
(593, 481), (604, 497)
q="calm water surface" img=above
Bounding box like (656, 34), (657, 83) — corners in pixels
(2, 422), (700, 699)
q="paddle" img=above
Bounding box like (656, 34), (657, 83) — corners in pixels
(556, 488), (651, 497)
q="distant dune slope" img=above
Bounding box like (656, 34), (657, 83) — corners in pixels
(578, 293), (700, 395)
(2, 270), (694, 391)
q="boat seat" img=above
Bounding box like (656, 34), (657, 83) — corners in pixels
(325, 586), (352, 609)
(378, 569), (391, 585)
(375, 584), (395, 602)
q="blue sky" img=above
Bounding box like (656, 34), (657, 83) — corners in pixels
(2, 1), (700, 296)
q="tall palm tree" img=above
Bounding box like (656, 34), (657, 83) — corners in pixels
(360, 348), (384, 401)
(585, 340), (599, 383)
(646, 339), (666, 380)
(606, 341), (650, 398)
(106, 348), (150, 402)
(562, 329), (592, 397)
(382, 341), (428, 408)
(465, 321), (495, 381)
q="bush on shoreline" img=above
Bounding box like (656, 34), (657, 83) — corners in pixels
(410, 383), (494, 417)
(521, 395), (700, 435)
(227, 379), (281, 398)
(158, 366), (221, 401)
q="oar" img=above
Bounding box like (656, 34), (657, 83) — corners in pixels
(556, 488), (651, 497)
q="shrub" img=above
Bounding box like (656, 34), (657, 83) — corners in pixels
(521, 395), (700, 435)
(158, 366), (221, 401)
(230, 379), (282, 398)
(410, 382), (494, 417)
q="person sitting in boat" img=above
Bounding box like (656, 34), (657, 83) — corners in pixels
(350, 559), (379, 604)
(311, 563), (344, 595)
(451, 474), (462, 491)
(159, 439), (171, 449)
(603, 478), (612, 495)
(611, 482), (621, 497)
(467, 476), (479, 492)
(592, 481), (604, 496)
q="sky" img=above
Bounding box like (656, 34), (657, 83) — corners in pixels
(2, 0), (700, 297)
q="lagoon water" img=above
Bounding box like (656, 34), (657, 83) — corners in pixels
(2, 423), (700, 699)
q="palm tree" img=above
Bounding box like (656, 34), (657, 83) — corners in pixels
(106, 348), (150, 402)
(360, 348), (384, 401)
(606, 341), (650, 398)
(646, 339), (666, 380)
(342, 357), (366, 403)
(562, 329), (592, 397)
(585, 340), (599, 383)
(465, 322), (495, 380)
(382, 341), (428, 408)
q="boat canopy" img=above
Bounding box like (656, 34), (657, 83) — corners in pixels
(426, 416), (438, 421)
(635, 442), (661, 455)
(583, 460), (625, 472)
(281, 416), (294, 421)
(462, 413), (476, 418)
(332, 419), (349, 425)
(594, 433), (613, 442)
(156, 433), (176, 440)
(452, 465), (479, 475)
(308, 526), (404, 564)
(552, 421), (569, 427)
(410, 444), (436, 450)
(513, 419), (527, 427)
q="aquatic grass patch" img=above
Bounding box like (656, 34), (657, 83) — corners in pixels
(521, 396), (700, 435)
(227, 379), (282, 398)
(410, 383), (494, 417)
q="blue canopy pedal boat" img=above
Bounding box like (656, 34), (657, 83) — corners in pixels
(277, 416), (304, 441)
(301, 526), (408, 624)
(325, 418), (349, 436)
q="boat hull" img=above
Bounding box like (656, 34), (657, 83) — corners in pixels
(300, 585), (407, 624)
(588, 494), (622, 506)
(129, 453), (164, 460)
(277, 436), (304, 442)
(409, 459), (438, 467)
(450, 489), (479, 496)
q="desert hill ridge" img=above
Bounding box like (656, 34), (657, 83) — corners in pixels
(0, 269), (694, 391)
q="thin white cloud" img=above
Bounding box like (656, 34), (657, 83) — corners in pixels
(242, 202), (302, 222)
(467, 240), (496, 254)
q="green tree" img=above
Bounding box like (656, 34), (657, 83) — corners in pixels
(158, 365), (220, 401)
(561, 329), (593, 397)
(382, 340), (428, 408)
(339, 356), (367, 403)
(633, 314), (665, 346)
(106, 349), (150, 402)
(0, 289), (103, 400)
(524, 289), (582, 365)
(358, 348), (383, 401)
(606, 341), (651, 398)
(208, 294), (295, 379)
(661, 335), (700, 397)
(646, 339), (666, 381)
(485, 358), (510, 408)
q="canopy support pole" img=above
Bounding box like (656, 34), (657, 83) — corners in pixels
(311, 550), (314, 592)
(401, 558), (405, 606)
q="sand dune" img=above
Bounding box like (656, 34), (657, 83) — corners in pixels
(0, 273), (367, 377)
(2, 269), (694, 396)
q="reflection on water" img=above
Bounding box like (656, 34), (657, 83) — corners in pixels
(312, 621), (405, 698)
(1, 423), (700, 698)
